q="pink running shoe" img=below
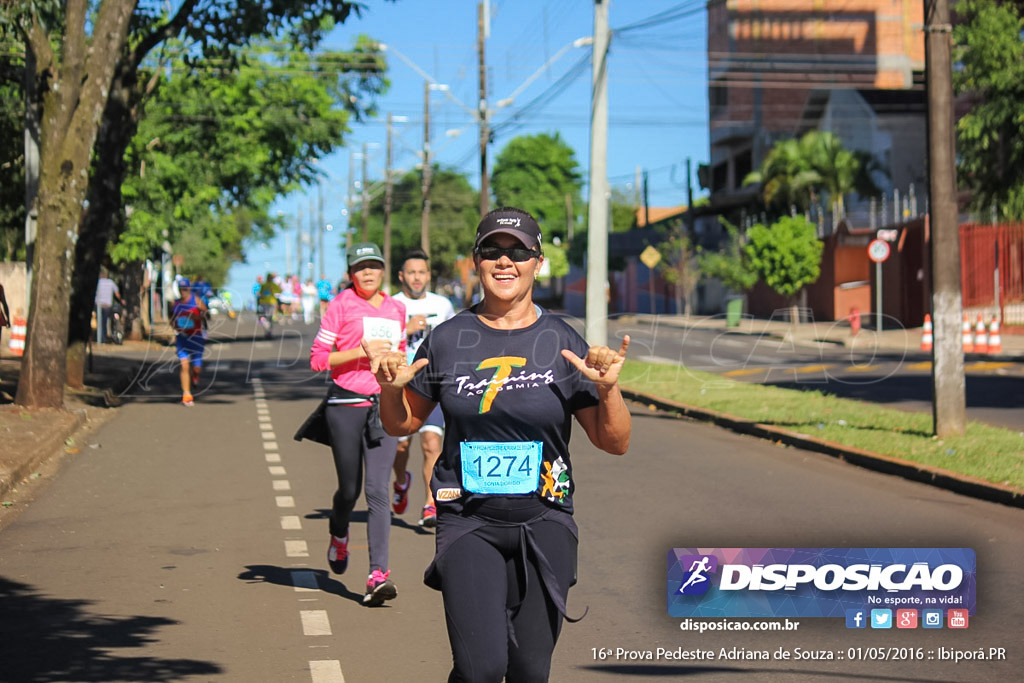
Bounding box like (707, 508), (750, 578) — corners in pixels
(363, 569), (397, 606)
(392, 472), (412, 514)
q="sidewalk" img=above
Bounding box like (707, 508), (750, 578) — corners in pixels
(622, 313), (1024, 360)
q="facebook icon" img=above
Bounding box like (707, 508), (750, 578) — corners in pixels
(845, 609), (867, 629)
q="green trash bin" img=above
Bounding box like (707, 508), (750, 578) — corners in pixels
(725, 296), (744, 328)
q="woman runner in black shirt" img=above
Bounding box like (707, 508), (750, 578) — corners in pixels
(366, 207), (631, 682)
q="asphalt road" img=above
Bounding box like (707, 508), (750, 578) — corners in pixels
(0, 318), (1020, 682)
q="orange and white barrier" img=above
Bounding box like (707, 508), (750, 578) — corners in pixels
(8, 315), (26, 356)
(961, 314), (974, 353)
(973, 314), (988, 354)
(920, 314), (933, 352)
(987, 316), (1002, 354)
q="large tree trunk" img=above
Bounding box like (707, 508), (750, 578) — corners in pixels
(15, 1), (138, 408)
(123, 261), (146, 340)
(67, 67), (138, 388)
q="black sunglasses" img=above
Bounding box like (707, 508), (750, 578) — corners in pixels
(475, 245), (540, 262)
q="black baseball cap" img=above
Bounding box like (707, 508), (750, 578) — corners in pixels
(347, 242), (386, 268)
(475, 208), (542, 250)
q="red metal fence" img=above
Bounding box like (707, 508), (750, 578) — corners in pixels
(960, 222), (1024, 326)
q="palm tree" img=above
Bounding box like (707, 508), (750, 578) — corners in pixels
(800, 131), (860, 217)
(743, 138), (821, 214)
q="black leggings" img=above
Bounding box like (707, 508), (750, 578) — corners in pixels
(438, 519), (577, 683)
(324, 403), (397, 573)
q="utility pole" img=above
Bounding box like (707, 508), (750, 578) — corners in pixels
(385, 113), (395, 292)
(347, 150), (356, 258)
(643, 170), (650, 227)
(318, 184), (325, 277)
(585, 0), (610, 346)
(422, 83), (433, 256)
(296, 205), (303, 276)
(925, 0), (966, 436)
(478, 2), (490, 218)
(308, 195), (316, 278)
(361, 142), (370, 242)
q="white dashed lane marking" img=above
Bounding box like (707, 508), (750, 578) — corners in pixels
(285, 540), (309, 557)
(300, 610), (332, 636)
(309, 660), (345, 683)
(254, 378), (346, 683)
(292, 570), (319, 592)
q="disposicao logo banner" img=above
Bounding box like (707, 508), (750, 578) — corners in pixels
(667, 548), (976, 618)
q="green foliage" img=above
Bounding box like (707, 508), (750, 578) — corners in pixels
(953, 0), (1024, 220)
(0, 80), (24, 260)
(697, 218), (758, 292)
(744, 216), (822, 298)
(541, 240), (569, 279)
(490, 133), (583, 239)
(609, 186), (638, 233)
(115, 37), (385, 285)
(744, 131), (874, 217)
(351, 166), (479, 283)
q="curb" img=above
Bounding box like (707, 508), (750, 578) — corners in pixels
(0, 408), (87, 501)
(621, 388), (1024, 510)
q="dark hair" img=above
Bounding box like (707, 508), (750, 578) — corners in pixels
(399, 249), (430, 270)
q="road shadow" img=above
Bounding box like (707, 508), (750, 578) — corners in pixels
(0, 575), (221, 682)
(237, 564), (364, 605)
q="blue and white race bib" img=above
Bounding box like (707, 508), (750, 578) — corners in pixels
(460, 441), (542, 495)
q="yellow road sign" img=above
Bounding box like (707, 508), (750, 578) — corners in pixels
(640, 245), (661, 269)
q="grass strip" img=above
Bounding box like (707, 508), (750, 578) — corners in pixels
(619, 360), (1024, 492)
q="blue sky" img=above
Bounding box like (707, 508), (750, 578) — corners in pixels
(225, 0), (708, 298)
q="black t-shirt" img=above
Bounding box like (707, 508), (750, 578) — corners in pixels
(408, 305), (600, 515)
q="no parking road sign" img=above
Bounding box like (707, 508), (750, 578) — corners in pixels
(868, 239), (891, 263)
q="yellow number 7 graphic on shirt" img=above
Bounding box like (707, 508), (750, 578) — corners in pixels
(475, 356), (526, 414)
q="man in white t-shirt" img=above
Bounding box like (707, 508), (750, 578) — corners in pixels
(389, 249), (456, 527)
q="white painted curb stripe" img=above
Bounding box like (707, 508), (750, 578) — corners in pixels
(265, 452), (281, 462)
(273, 480), (291, 491)
(269, 466), (286, 476)
(275, 496), (295, 508)
(292, 569), (319, 592)
(280, 515), (302, 530)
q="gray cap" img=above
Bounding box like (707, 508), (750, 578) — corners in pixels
(347, 242), (385, 268)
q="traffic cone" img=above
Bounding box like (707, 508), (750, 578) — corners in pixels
(961, 314), (974, 353)
(920, 314), (933, 352)
(8, 313), (26, 357)
(987, 316), (1002, 354)
(973, 314), (988, 354)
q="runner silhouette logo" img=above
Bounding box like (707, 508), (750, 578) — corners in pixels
(677, 555), (718, 595)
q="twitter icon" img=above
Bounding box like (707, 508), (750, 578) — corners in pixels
(870, 609), (893, 629)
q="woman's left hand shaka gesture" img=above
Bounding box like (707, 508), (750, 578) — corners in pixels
(561, 335), (630, 386)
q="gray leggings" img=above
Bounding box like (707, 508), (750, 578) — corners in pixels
(324, 403), (397, 573)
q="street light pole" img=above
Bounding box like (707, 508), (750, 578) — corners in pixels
(585, 0), (610, 347)
(361, 142), (370, 242)
(422, 82), (433, 256)
(478, 2), (489, 218)
(385, 112), (395, 292)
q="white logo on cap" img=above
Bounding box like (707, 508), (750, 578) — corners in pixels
(496, 217), (521, 227)
(357, 247), (373, 255)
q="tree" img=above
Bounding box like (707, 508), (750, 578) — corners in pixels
(352, 166), (478, 283)
(5, 0), (138, 408)
(697, 218), (758, 293)
(954, 0), (1024, 219)
(0, 79), (25, 260)
(744, 131), (876, 219)
(2, 0), (379, 406)
(490, 133), (583, 240)
(744, 215), (823, 322)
